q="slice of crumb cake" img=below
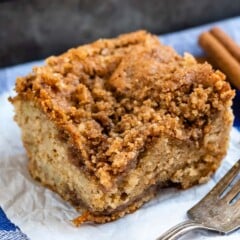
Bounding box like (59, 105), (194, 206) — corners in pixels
(10, 31), (234, 224)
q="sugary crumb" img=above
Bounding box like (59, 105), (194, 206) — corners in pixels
(13, 31), (234, 189)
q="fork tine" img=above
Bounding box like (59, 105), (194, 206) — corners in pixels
(211, 159), (240, 197)
(236, 196), (240, 207)
(222, 179), (240, 203)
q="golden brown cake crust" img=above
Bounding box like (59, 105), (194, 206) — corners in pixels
(11, 30), (234, 190)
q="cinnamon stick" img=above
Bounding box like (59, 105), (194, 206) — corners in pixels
(199, 31), (240, 89)
(210, 27), (240, 63)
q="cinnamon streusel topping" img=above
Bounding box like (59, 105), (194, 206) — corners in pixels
(14, 31), (234, 189)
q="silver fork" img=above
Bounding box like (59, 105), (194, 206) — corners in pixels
(156, 159), (240, 240)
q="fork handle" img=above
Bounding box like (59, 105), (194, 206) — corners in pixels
(156, 220), (215, 240)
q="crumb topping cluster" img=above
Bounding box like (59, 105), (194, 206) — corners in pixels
(14, 31), (234, 189)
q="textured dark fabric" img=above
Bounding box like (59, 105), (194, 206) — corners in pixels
(233, 91), (240, 129)
(0, 208), (17, 231)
